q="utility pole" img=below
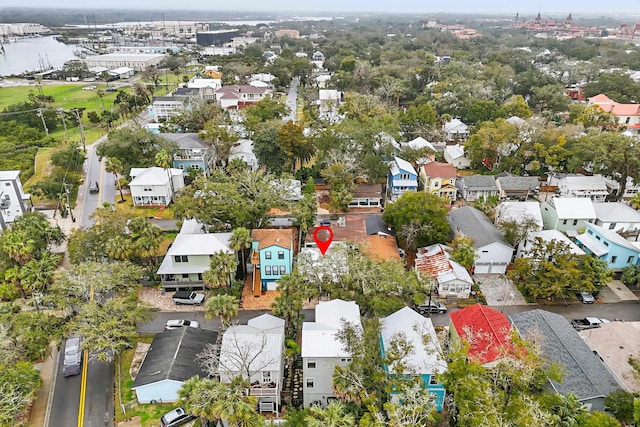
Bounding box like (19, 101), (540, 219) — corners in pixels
(57, 108), (68, 141)
(36, 108), (49, 136)
(63, 179), (76, 222)
(73, 109), (86, 152)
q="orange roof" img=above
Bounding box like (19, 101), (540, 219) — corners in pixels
(251, 229), (293, 250)
(362, 235), (400, 262)
(415, 246), (453, 278)
(589, 94), (640, 116)
(422, 162), (457, 179)
(588, 93), (614, 103)
(449, 304), (513, 365)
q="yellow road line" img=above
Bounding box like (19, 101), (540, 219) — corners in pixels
(77, 350), (88, 427)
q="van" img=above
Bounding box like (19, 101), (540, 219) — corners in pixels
(63, 336), (82, 377)
(89, 181), (99, 194)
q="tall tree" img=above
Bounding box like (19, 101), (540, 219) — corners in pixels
(305, 401), (356, 427)
(155, 148), (175, 200)
(0, 361), (42, 426)
(204, 294), (239, 328)
(105, 157), (125, 203)
(229, 228), (252, 278)
(277, 121), (316, 173)
(203, 251), (237, 289)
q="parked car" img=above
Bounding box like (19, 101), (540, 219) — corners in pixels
(320, 220), (331, 227)
(165, 319), (200, 330)
(82, 85), (96, 90)
(571, 317), (610, 330)
(576, 292), (595, 304)
(105, 87), (117, 92)
(415, 300), (448, 314)
(172, 291), (205, 305)
(89, 181), (99, 194)
(160, 407), (196, 427)
(63, 336), (83, 377)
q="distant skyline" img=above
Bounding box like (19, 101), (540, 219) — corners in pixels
(1, 0), (636, 15)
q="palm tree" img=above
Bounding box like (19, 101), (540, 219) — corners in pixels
(229, 227), (252, 278)
(105, 157), (126, 203)
(128, 217), (164, 265)
(305, 401), (356, 427)
(179, 376), (219, 425)
(204, 251), (238, 289)
(204, 294), (239, 328)
(212, 377), (261, 427)
(155, 149), (175, 204)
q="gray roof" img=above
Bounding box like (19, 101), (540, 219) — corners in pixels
(593, 202), (640, 224)
(509, 310), (620, 401)
(132, 328), (217, 388)
(158, 133), (208, 150)
(462, 175), (498, 191)
(448, 206), (508, 248)
(174, 87), (200, 97)
(496, 176), (540, 191)
(365, 214), (393, 236)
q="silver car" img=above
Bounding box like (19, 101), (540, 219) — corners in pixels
(165, 319), (200, 330)
(63, 336), (82, 377)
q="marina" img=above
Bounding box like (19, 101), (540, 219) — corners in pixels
(0, 35), (77, 77)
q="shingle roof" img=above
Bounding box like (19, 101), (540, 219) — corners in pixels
(495, 176), (540, 191)
(251, 228), (294, 250)
(354, 183), (382, 198)
(422, 162), (457, 179)
(449, 206), (509, 248)
(509, 310), (620, 401)
(158, 133), (208, 150)
(449, 304), (513, 365)
(462, 175), (498, 191)
(132, 328), (217, 388)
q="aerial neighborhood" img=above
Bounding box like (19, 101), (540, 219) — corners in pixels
(3, 5), (640, 427)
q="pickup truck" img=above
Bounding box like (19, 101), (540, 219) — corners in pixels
(172, 291), (205, 305)
(571, 317), (610, 330)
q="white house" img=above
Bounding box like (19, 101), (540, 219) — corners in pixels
(229, 139), (258, 171)
(149, 96), (185, 121)
(444, 144), (471, 169)
(593, 202), (640, 236)
(380, 307), (447, 411)
(557, 175), (609, 202)
(516, 230), (585, 258)
(107, 66), (135, 79)
(156, 231), (233, 291)
(132, 328), (217, 403)
(187, 78), (222, 101)
(415, 244), (474, 299)
(456, 175), (499, 202)
(219, 314), (285, 414)
(0, 170), (31, 231)
(215, 85), (266, 110)
(442, 118), (469, 141)
(302, 299), (362, 407)
(129, 167), (185, 207)
(449, 206), (514, 274)
(540, 197), (597, 233)
(495, 201), (543, 231)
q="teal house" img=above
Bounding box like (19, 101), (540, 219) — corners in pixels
(379, 307), (447, 411)
(575, 223), (640, 272)
(250, 229), (294, 295)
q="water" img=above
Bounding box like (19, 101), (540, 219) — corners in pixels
(0, 36), (77, 77)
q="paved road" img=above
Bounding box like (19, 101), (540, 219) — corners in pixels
(49, 347), (82, 427)
(283, 76), (299, 123)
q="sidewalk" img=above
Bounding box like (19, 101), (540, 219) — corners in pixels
(28, 342), (59, 427)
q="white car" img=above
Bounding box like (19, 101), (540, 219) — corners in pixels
(82, 85), (97, 90)
(165, 319), (199, 330)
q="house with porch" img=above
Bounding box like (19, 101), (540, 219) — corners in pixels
(540, 197), (597, 233)
(510, 309), (621, 411)
(129, 167), (185, 207)
(494, 173), (540, 200)
(574, 223), (640, 271)
(449, 304), (514, 368)
(449, 206), (514, 274)
(302, 299), (362, 407)
(415, 244), (473, 299)
(557, 174), (609, 202)
(442, 118), (469, 141)
(0, 170), (32, 231)
(349, 183), (383, 209)
(387, 157), (418, 202)
(250, 229), (294, 296)
(456, 175), (499, 202)
(215, 85), (266, 110)
(156, 231), (233, 291)
(158, 133), (216, 176)
(218, 314), (285, 414)
(380, 307), (447, 411)
(149, 96), (185, 122)
(593, 202), (640, 236)
(419, 162), (458, 204)
(444, 144), (471, 169)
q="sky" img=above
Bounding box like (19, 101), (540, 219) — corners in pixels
(2, 0), (637, 14)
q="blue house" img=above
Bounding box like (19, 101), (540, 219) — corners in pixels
(575, 223), (640, 271)
(387, 157), (418, 202)
(250, 229), (294, 296)
(379, 307), (447, 411)
(158, 133), (216, 177)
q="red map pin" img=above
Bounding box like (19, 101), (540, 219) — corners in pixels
(313, 226), (333, 255)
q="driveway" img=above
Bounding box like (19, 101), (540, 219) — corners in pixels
(603, 280), (638, 302)
(473, 273), (528, 307)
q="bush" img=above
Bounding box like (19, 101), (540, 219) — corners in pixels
(0, 283), (19, 301)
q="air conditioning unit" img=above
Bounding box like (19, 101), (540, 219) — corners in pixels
(337, 216), (346, 227)
(0, 200), (9, 210)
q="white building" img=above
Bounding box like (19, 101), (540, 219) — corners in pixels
(442, 118), (470, 141)
(444, 144), (471, 169)
(82, 53), (167, 71)
(219, 314), (285, 414)
(149, 96), (185, 121)
(129, 167), (184, 207)
(107, 67), (135, 79)
(229, 139), (258, 171)
(516, 230), (585, 258)
(415, 244), (474, 299)
(302, 299), (362, 407)
(0, 171), (31, 231)
(0, 23), (49, 36)
(593, 202), (640, 235)
(495, 201), (543, 231)
(557, 175), (609, 202)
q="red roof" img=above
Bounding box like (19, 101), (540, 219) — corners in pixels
(589, 93), (640, 116)
(422, 161), (457, 179)
(449, 304), (513, 365)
